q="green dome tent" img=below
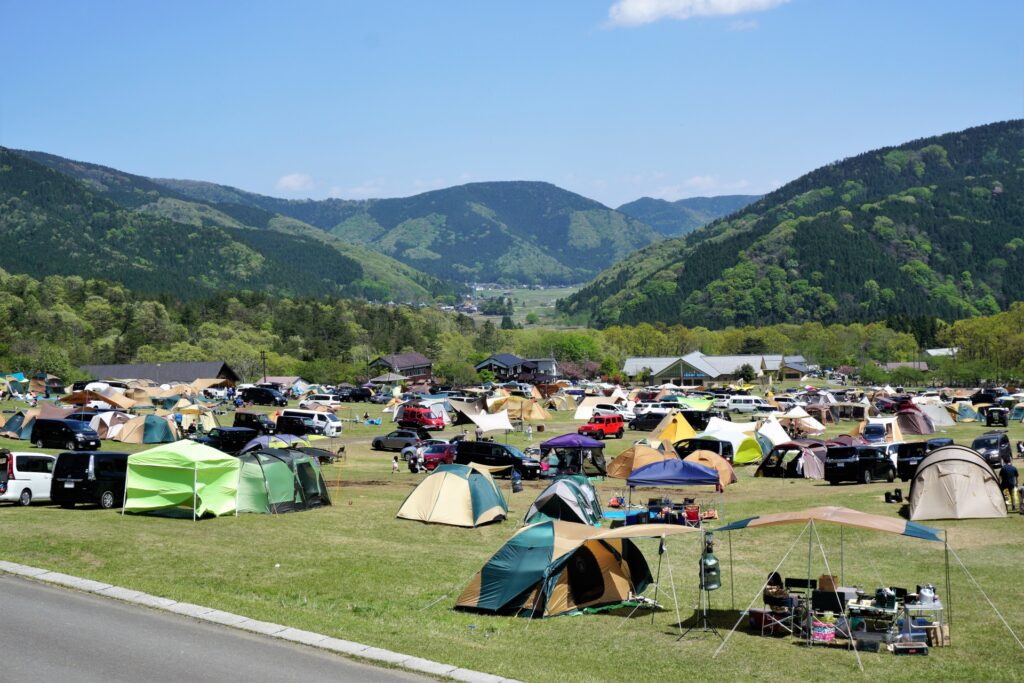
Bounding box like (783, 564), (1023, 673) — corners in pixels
(124, 440), (331, 519)
(524, 475), (603, 526)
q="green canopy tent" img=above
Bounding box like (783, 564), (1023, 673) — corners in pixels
(124, 441), (331, 519)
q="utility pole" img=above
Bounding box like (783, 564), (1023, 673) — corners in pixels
(260, 350), (267, 383)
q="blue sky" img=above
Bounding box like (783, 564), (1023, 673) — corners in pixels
(2, 0), (1021, 207)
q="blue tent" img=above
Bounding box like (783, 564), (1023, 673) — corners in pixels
(626, 459), (720, 488)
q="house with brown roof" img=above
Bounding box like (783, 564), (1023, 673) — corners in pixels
(368, 352), (433, 382)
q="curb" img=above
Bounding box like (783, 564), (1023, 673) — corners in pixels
(0, 560), (521, 683)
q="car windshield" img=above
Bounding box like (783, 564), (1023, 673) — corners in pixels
(505, 445), (530, 460)
(269, 389), (285, 399)
(324, 413), (340, 422)
(66, 421), (93, 433)
(974, 437), (1000, 449)
(424, 445), (448, 454)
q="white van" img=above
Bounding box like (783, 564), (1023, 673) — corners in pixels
(727, 396), (772, 414)
(0, 451), (56, 505)
(280, 409), (343, 437)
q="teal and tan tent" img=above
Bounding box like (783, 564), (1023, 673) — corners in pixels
(124, 440), (331, 519)
(396, 463), (507, 527)
(524, 475), (603, 526)
(455, 521), (697, 618)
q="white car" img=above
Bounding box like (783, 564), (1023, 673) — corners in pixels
(727, 396), (773, 413)
(299, 394), (344, 410)
(592, 403), (636, 421)
(0, 451), (55, 505)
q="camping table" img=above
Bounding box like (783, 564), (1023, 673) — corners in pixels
(847, 600), (900, 642)
(903, 601), (944, 644)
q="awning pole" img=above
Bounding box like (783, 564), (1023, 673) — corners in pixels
(728, 529), (735, 611)
(945, 528), (952, 631)
(193, 463), (198, 522)
(806, 519), (813, 645)
(651, 536), (665, 624)
(840, 526), (844, 586)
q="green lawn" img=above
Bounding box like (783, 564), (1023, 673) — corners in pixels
(2, 401), (1022, 681)
(471, 285), (580, 326)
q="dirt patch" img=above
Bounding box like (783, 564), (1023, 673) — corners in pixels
(338, 480), (393, 487)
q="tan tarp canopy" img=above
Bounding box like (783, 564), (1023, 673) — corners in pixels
(683, 450), (737, 488)
(61, 389), (135, 410)
(607, 444), (678, 479)
(543, 394), (576, 412)
(489, 396), (551, 421)
(192, 377), (233, 391)
(573, 396), (609, 421)
(908, 446), (1007, 521)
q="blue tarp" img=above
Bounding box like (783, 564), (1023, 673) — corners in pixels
(626, 459), (720, 488)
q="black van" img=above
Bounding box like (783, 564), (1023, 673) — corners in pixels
(195, 427), (256, 455)
(233, 411), (277, 435)
(673, 437), (735, 465)
(240, 387), (288, 407)
(454, 441), (540, 479)
(31, 419), (100, 451)
(825, 445), (895, 485)
(50, 451), (129, 509)
(276, 415), (322, 437)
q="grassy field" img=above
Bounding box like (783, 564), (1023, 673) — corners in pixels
(2, 400), (1023, 682)
(471, 285), (580, 325)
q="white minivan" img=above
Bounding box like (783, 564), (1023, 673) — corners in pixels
(280, 409), (343, 437)
(727, 396), (772, 414)
(0, 451), (56, 505)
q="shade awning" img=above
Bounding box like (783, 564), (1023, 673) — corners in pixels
(714, 505), (941, 542)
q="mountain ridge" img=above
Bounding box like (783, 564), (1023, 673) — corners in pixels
(559, 120), (1024, 328)
(616, 194), (761, 237)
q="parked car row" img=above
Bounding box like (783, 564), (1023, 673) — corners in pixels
(0, 448), (128, 509)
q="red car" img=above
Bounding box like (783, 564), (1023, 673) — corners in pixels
(398, 404), (445, 431)
(578, 414), (625, 440)
(421, 443), (455, 471)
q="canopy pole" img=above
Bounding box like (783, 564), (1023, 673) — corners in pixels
(651, 536), (665, 624)
(840, 526), (844, 586)
(944, 528), (952, 630)
(806, 519), (813, 645)
(728, 529), (735, 611)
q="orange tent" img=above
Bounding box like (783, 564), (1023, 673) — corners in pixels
(683, 449), (737, 488)
(606, 444), (678, 479)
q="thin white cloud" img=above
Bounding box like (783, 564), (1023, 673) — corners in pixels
(728, 18), (759, 30)
(649, 175), (752, 199)
(330, 178), (385, 199)
(608, 0), (789, 27)
(275, 172), (315, 193)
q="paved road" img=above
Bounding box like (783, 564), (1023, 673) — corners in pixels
(1, 575), (429, 682)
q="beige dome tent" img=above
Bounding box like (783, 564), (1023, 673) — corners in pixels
(908, 446), (1007, 521)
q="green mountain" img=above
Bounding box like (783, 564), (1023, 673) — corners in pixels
(157, 179), (662, 285)
(560, 120), (1024, 328)
(617, 195), (760, 237)
(7, 150), (455, 301)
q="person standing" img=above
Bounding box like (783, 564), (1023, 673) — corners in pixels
(525, 423), (533, 442)
(1000, 456), (1018, 511)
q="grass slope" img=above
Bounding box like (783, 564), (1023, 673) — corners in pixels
(562, 120), (1024, 327)
(1, 400), (1021, 682)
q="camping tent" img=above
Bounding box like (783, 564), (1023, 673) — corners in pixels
(607, 444), (678, 479)
(489, 396), (551, 422)
(124, 441), (331, 519)
(683, 450), (737, 488)
(652, 411), (696, 446)
(573, 396), (611, 421)
(454, 520), (696, 618)
(543, 394), (576, 412)
(524, 475), (603, 526)
(89, 411), (133, 439)
(908, 446), (1007, 521)
(695, 431), (763, 465)
(754, 440), (827, 480)
(896, 409), (935, 435)
(920, 403), (956, 428)
(111, 414), (179, 444)
(396, 464), (507, 527)
(626, 459), (720, 488)
(539, 433), (607, 477)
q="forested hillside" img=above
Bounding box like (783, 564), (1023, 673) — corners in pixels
(560, 120), (1024, 328)
(9, 150), (457, 302)
(158, 178), (662, 285)
(617, 195), (760, 236)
